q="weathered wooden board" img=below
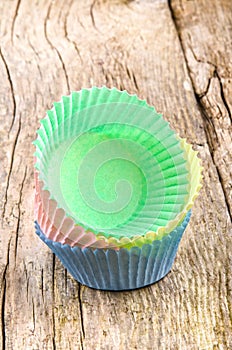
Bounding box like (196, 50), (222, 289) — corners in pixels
(0, 0), (231, 349)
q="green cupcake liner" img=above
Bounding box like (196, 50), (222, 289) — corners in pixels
(34, 87), (195, 247)
(35, 137), (202, 249)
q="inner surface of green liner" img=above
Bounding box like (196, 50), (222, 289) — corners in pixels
(35, 89), (188, 239)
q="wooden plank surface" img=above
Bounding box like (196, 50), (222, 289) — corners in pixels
(0, 0), (231, 349)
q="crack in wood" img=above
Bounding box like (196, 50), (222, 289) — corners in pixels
(23, 261), (29, 303)
(215, 70), (232, 123)
(1, 275), (6, 350)
(11, 0), (22, 43)
(131, 71), (139, 91)
(44, 2), (71, 93)
(52, 254), (56, 350)
(101, 64), (111, 86)
(186, 38), (232, 124)
(218, 269), (232, 347)
(193, 87), (232, 223)
(90, 0), (98, 31)
(28, 40), (43, 79)
(32, 298), (35, 334)
(64, 269), (68, 293)
(194, 93), (220, 148)
(14, 166), (27, 261)
(1, 239), (11, 350)
(198, 71), (215, 100)
(78, 284), (85, 349)
(125, 65), (139, 91)
(41, 268), (44, 303)
(63, 0), (83, 64)
(1, 118), (21, 224)
(186, 35), (217, 70)
(168, 0), (232, 222)
(0, 48), (17, 133)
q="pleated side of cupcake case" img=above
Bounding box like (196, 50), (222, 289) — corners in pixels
(35, 211), (191, 291)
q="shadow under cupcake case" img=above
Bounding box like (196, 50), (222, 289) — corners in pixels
(34, 87), (202, 291)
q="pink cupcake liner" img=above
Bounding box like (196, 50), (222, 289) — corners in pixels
(35, 171), (116, 249)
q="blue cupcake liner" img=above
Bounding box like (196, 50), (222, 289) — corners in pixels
(35, 211), (191, 291)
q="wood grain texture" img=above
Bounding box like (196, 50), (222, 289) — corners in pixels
(0, 0), (231, 349)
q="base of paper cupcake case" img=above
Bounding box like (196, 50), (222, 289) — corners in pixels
(35, 211), (191, 291)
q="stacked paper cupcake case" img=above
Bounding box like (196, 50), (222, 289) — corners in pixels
(34, 87), (202, 291)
